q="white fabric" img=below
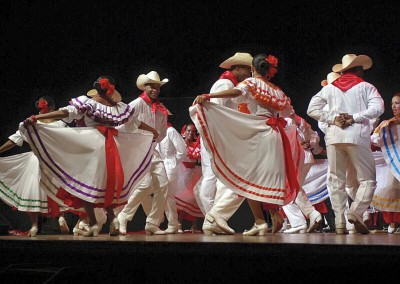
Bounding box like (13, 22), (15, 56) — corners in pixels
(1, 120), (70, 213)
(175, 164), (203, 217)
(190, 102), (292, 205)
(307, 82), (384, 147)
(370, 125), (400, 212)
(0, 152), (47, 213)
(157, 126), (187, 226)
(195, 77), (236, 215)
(19, 123), (155, 205)
(119, 95), (169, 226)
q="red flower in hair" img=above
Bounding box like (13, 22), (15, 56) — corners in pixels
(266, 55), (278, 68)
(38, 99), (49, 114)
(99, 78), (115, 97)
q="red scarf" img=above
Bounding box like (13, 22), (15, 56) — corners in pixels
(332, 73), (364, 92)
(139, 92), (168, 115)
(219, 70), (238, 86)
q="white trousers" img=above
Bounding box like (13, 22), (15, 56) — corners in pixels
(327, 144), (376, 228)
(194, 138), (217, 215)
(283, 163), (315, 227)
(209, 181), (245, 221)
(118, 160), (168, 226)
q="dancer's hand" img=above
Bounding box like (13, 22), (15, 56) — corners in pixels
(193, 94), (210, 105)
(24, 115), (38, 126)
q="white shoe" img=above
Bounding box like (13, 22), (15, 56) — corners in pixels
(348, 211), (369, 234)
(117, 214), (127, 235)
(279, 218), (288, 233)
(206, 212), (235, 235)
(202, 216), (227, 236)
(78, 221), (90, 232)
(177, 223), (183, 234)
(28, 225), (38, 237)
(307, 210), (322, 233)
(243, 223), (269, 236)
(58, 217), (70, 234)
(283, 223), (307, 234)
(388, 224), (396, 234)
(164, 225), (178, 234)
(145, 223), (166, 235)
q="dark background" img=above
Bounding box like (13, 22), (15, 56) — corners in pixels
(2, 1), (399, 148)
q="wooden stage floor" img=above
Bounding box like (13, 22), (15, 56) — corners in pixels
(0, 231), (399, 283)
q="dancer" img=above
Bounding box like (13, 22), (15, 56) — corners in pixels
(0, 96), (69, 236)
(175, 123), (203, 233)
(22, 76), (158, 237)
(192, 53), (298, 235)
(194, 52), (253, 216)
(370, 93), (400, 234)
(307, 54), (384, 234)
(117, 71), (171, 235)
(158, 118), (187, 234)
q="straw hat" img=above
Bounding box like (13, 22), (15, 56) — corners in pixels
(87, 89), (122, 103)
(332, 54), (372, 73)
(136, 71), (169, 91)
(219, 52), (253, 69)
(321, 72), (341, 86)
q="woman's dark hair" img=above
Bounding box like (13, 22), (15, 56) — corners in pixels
(252, 53), (270, 77)
(93, 75), (116, 97)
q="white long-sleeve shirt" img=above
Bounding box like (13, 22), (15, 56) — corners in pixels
(307, 81), (384, 147)
(157, 126), (187, 171)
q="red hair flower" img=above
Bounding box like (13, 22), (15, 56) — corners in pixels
(266, 55), (278, 68)
(99, 78), (115, 97)
(38, 99), (49, 114)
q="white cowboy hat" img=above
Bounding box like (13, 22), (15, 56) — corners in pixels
(321, 72), (341, 86)
(136, 71), (169, 91)
(332, 54), (372, 73)
(87, 89), (122, 103)
(219, 52), (253, 69)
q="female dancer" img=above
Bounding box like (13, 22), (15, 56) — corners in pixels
(192, 53), (298, 234)
(23, 76), (159, 236)
(370, 93), (400, 234)
(175, 123), (203, 233)
(0, 96), (70, 236)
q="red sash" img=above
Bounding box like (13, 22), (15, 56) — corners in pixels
(97, 125), (124, 208)
(265, 117), (299, 201)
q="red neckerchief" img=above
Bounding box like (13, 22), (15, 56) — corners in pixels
(219, 70), (239, 86)
(332, 73), (364, 92)
(167, 122), (172, 128)
(139, 92), (168, 115)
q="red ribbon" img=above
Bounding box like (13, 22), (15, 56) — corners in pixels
(332, 73), (364, 92)
(96, 125), (124, 208)
(265, 117), (299, 201)
(139, 92), (168, 115)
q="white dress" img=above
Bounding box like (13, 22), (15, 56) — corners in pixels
(189, 77), (295, 205)
(0, 120), (68, 213)
(19, 96), (155, 207)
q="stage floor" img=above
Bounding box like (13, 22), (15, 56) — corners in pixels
(0, 231), (399, 283)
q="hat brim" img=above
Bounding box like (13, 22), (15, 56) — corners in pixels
(332, 55), (372, 72)
(136, 74), (169, 91)
(87, 89), (122, 103)
(219, 54), (253, 69)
